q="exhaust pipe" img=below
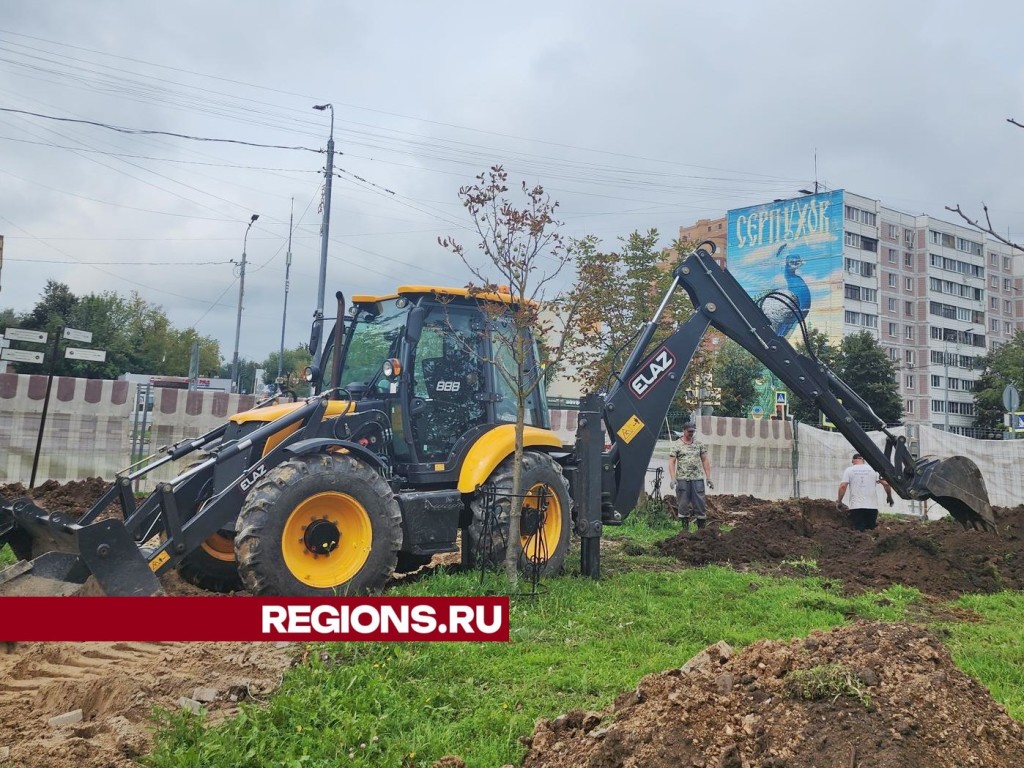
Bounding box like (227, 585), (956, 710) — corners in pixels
(911, 455), (995, 533)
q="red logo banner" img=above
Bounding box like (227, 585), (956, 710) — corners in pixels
(0, 596), (510, 642)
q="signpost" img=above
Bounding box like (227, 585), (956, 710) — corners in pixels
(4, 328), (47, 344)
(65, 347), (107, 362)
(8, 325), (108, 488)
(1, 348), (44, 364)
(1003, 385), (1021, 440)
(63, 327), (93, 343)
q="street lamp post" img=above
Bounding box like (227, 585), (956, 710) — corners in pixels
(312, 103), (335, 355)
(230, 214), (259, 392)
(278, 199), (294, 382)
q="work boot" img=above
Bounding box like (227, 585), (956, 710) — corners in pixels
(695, 518), (707, 530)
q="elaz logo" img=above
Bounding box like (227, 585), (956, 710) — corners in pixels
(629, 346), (676, 399)
(241, 463), (267, 492)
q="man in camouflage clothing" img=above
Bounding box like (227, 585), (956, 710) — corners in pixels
(667, 421), (714, 528)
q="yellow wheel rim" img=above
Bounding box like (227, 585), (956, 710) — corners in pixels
(200, 532), (236, 563)
(282, 492), (373, 588)
(520, 482), (562, 563)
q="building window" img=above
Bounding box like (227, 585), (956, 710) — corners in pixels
(888, 224), (899, 240)
(861, 237), (878, 252)
(905, 349), (915, 366)
(888, 248), (898, 263)
(845, 285), (862, 301)
(905, 325), (915, 341)
(905, 277), (913, 291)
(991, 276), (999, 288)
(1004, 279), (1012, 290)
(888, 298), (897, 312)
(862, 288), (877, 302)
(888, 273), (898, 288)
(905, 399), (915, 414)
(932, 400), (945, 413)
(1005, 300), (1012, 313)
(904, 252), (913, 267)
(1004, 256), (1012, 270)
(905, 375), (915, 389)
(991, 297), (999, 310)
(887, 322), (898, 337)
(845, 232), (860, 248)
(931, 375), (941, 387)
(888, 347), (900, 361)
(904, 301), (913, 317)
(991, 318), (1000, 331)
(1005, 322), (1013, 334)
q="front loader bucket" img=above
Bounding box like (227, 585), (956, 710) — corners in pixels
(911, 455), (995, 533)
(0, 495), (162, 596)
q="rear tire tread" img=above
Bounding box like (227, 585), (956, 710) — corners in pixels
(235, 453), (402, 596)
(467, 451), (572, 577)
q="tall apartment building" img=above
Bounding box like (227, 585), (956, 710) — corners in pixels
(681, 190), (1023, 436)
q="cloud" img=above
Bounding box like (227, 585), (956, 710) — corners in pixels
(2, 0), (1023, 369)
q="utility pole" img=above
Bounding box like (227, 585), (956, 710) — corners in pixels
(278, 198), (294, 381)
(230, 214), (259, 392)
(312, 103), (335, 357)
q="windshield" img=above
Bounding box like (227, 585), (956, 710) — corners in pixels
(336, 298), (408, 391)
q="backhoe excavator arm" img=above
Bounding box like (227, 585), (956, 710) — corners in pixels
(600, 242), (994, 532)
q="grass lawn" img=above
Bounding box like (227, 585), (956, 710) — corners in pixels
(146, 514), (985, 768)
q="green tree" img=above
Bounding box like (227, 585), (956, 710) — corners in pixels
(837, 331), (902, 425)
(973, 330), (1024, 433)
(784, 327), (843, 424)
(710, 339), (762, 418)
(439, 165), (573, 584)
(562, 231), (700, 403)
(260, 344), (314, 396)
(5, 284), (221, 379)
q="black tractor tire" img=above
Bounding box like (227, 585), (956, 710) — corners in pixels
(235, 453), (402, 596)
(175, 461), (244, 594)
(467, 451), (572, 577)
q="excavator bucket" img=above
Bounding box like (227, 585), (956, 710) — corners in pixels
(0, 494), (162, 597)
(911, 455), (996, 533)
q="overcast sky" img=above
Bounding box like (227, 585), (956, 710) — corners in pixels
(2, 1), (1023, 375)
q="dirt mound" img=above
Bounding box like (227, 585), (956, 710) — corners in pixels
(0, 639), (292, 768)
(2, 481), (287, 768)
(521, 621), (1024, 768)
(1, 477), (114, 518)
(660, 495), (1024, 600)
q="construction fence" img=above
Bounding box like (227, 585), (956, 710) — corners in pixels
(2, 373), (1021, 517)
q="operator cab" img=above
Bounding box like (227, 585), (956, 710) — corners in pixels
(309, 286), (549, 473)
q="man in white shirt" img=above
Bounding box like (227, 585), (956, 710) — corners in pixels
(837, 453), (894, 531)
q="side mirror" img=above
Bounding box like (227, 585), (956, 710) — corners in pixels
(405, 306), (426, 344)
(308, 318), (323, 356)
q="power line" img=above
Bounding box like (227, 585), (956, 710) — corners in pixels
(0, 106), (323, 152)
(6, 258), (232, 265)
(0, 134), (316, 170)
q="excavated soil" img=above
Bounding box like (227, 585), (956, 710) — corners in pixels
(3, 483), (1024, 767)
(520, 621), (1024, 768)
(1, 480), (293, 768)
(661, 495), (1024, 601)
